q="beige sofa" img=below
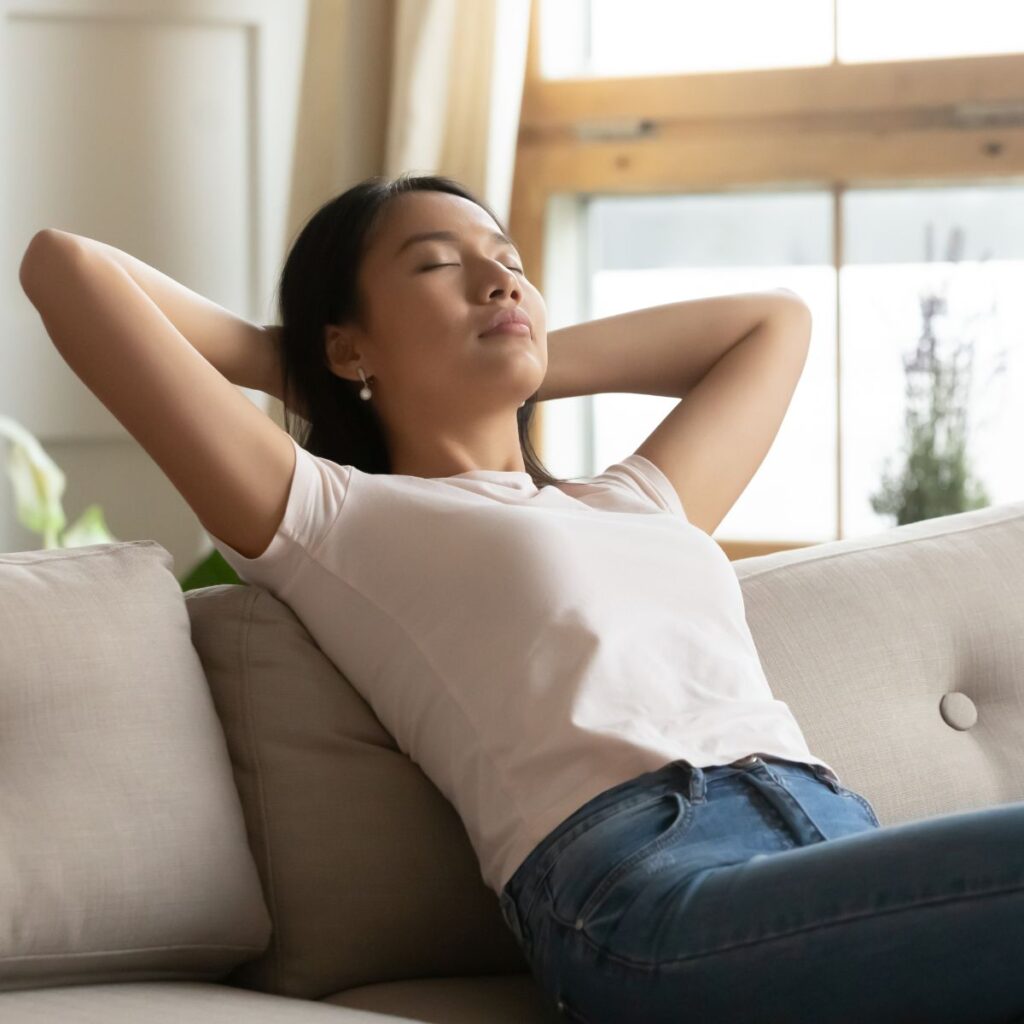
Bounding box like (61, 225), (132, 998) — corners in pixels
(1, 498), (1022, 1023)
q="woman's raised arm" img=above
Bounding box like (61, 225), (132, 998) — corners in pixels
(27, 229), (280, 396)
(18, 229), (298, 560)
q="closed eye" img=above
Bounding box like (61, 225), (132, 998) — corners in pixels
(421, 263), (525, 274)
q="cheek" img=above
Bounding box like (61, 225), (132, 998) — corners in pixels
(409, 286), (461, 326)
(388, 289), (451, 336)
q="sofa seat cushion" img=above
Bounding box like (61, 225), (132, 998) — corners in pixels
(0, 981), (413, 1022)
(323, 972), (562, 1023)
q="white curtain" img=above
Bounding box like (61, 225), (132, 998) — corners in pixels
(286, 0), (532, 241)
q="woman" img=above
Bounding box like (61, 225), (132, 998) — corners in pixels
(19, 173), (1024, 1024)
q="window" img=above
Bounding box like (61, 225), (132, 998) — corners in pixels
(517, 0), (1024, 553)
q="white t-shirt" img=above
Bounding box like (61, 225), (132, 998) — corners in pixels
(206, 434), (840, 896)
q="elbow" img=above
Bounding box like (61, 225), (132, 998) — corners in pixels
(772, 286), (806, 304)
(20, 230), (77, 301)
(771, 288), (812, 330)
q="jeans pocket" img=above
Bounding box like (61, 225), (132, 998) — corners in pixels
(544, 790), (694, 931)
(836, 786), (882, 827)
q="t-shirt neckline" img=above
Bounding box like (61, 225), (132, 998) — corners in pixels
(442, 469), (533, 480)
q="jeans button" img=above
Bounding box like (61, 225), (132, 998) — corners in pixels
(730, 754), (760, 767)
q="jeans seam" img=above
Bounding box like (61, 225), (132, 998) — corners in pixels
(846, 791), (881, 826)
(518, 788), (677, 930)
(808, 767), (881, 827)
(559, 878), (1024, 970)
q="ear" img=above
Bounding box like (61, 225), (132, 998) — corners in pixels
(323, 323), (367, 383)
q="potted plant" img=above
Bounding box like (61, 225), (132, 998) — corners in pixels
(870, 224), (1009, 526)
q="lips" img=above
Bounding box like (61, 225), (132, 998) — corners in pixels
(480, 307), (532, 336)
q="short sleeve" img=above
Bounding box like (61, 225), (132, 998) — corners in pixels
(591, 453), (688, 520)
(205, 434), (351, 596)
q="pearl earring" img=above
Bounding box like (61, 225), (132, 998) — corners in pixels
(357, 367), (372, 400)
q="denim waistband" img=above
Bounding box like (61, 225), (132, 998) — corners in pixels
(498, 756), (838, 946)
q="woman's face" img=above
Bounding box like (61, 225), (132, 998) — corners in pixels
(327, 189), (547, 426)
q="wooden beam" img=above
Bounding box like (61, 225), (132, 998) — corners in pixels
(514, 123), (1024, 193)
(522, 53), (1024, 131)
(719, 538), (820, 561)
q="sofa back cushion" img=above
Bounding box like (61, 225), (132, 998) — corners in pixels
(732, 499), (1024, 824)
(186, 582), (526, 999)
(0, 541), (272, 991)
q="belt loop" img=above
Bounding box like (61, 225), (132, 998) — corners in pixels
(499, 891), (524, 945)
(687, 764), (706, 803)
(810, 763), (843, 794)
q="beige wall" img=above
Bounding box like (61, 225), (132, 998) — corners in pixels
(1, 0), (309, 564)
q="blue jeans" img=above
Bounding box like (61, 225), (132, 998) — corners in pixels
(498, 756), (1024, 1024)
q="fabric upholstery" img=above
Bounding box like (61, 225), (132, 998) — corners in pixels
(733, 499), (1024, 823)
(185, 584), (524, 1001)
(0, 981), (408, 1022)
(0, 541), (272, 991)
(323, 972), (563, 1022)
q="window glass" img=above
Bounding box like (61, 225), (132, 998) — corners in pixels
(539, 0), (833, 78)
(539, 0), (1023, 78)
(584, 191), (836, 542)
(838, 0), (1024, 63)
(841, 185), (1024, 537)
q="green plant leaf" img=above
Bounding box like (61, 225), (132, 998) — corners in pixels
(180, 547), (244, 592)
(0, 414), (68, 546)
(60, 503), (119, 547)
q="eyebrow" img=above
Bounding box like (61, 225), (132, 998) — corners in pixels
(394, 229), (517, 258)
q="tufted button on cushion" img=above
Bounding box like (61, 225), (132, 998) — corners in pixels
(940, 691), (978, 730)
